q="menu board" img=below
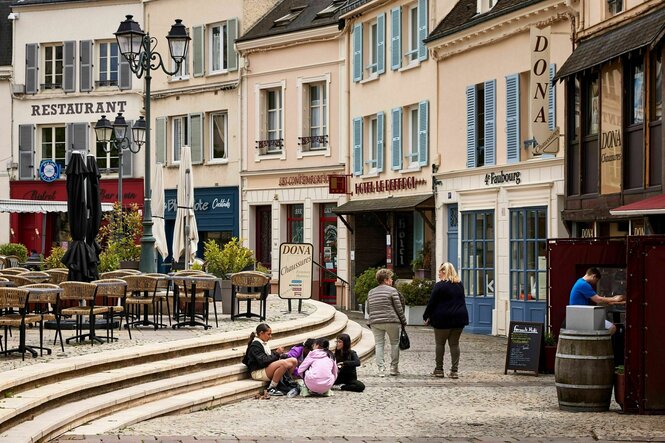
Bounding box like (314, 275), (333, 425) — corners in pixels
(504, 321), (544, 376)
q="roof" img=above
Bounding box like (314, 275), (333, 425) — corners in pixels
(10, 0), (87, 6)
(237, 0), (344, 43)
(0, 199), (114, 213)
(426, 0), (543, 43)
(609, 194), (665, 216)
(555, 5), (665, 81)
(0, 0), (12, 65)
(333, 194), (434, 215)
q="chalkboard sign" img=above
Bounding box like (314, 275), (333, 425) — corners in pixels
(504, 321), (544, 376)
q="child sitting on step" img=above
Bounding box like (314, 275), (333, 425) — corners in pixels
(287, 338), (315, 378)
(297, 338), (337, 397)
(333, 333), (365, 392)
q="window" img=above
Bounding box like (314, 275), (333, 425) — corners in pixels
(368, 20), (379, 75)
(172, 35), (190, 80)
(466, 79), (496, 168)
(266, 88), (283, 150)
(509, 208), (547, 302)
(211, 23), (228, 73)
(407, 5), (419, 63)
(274, 6), (305, 26)
(210, 112), (228, 161)
(41, 126), (66, 170)
(257, 84), (285, 155)
(628, 61), (645, 125)
(287, 204), (304, 243)
(607, 0), (623, 15)
(460, 210), (495, 298)
(43, 44), (63, 89)
(98, 42), (119, 87)
(172, 115), (188, 162)
(316, 1), (345, 19)
(586, 74), (599, 136)
(653, 50), (663, 121)
(308, 83), (327, 150)
(476, 84), (485, 167)
(369, 115), (379, 171)
(96, 132), (119, 171)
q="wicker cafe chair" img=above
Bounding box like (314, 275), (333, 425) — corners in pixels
(91, 279), (130, 341)
(171, 274), (218, 328)
(122, 275), (170, 330)
(4, 256), (22, 268)
(22, 283), (64, 353)
(0, 268), (30, 275)
(1, 274), (35, 287)
(230, 271), (270, 322)
(17, 271), (51, 283)
(0, 256), (6, 270)
(0, 287), (42, 360)
(59, 282), (107, 346)
(45, 269), (69, 285)
(100, 269), (141, 279)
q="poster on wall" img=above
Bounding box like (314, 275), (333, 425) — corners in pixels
(600, 61), (623, 195)
(278, 242), (314, 300)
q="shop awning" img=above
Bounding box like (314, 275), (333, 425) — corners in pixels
(0, 199), (114, 214)
(610, 194), (665, 216)
(333, 194), (434, 215)
(554, 6), (665, 81)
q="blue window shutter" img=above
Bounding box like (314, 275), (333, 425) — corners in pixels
(417, 0), (428, 61)
(484, 79), (496, 166)
(63, 41), (76, 93)
(377, 13), (386, 75)
(391, 107), (402, 170)
(505, 74), (520, 164)
(193, 25), (205, 77)
(418, 100), (429, 166)
(352, 24), (363, 82)
(25, 43), (39, 94)
(353, 117), (363, 176)
(377, 111), (385, 172)
(391, 7), (401, 71)
(466, 85), (476, 168)
(549, 64), (556, 131)
(227, 18), (239, 72)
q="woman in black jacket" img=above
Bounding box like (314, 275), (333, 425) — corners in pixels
(333, 333), (365, 392)
(242, 323), (298, 396)
(423, 262), (469, 379)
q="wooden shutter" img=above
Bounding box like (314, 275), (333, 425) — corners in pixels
(122, 120), (133, 177)
(118, 51), (132, 90)
(353, 117), (363, 176)
(466, 85), (476, 168)
(417, 0), (428, 61)
(391, 107), (402, 170)
(549, 64), (556, 131)
(18, 124), (34, 180)
(418, 100), (429, 166)
(506, 74), (520, 164)
(156, 117), (167, 164)
(25, 43), (39, 94)
(193, 25), (205, 77)
(66, 122), (89, 165)
(377, 13), (386, 75)
(63, 41), (76, 93)
(391, 7), (401, 71)
(484, 79), (496, 166)
(377, 111), (385, 172)
(227, 18), (238, 72)
(352, 24), (363, 82)
(79, 40), (93, 92)
(189, 113), (204, 164)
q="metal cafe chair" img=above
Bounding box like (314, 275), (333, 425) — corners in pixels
(22, 283), (64, 353)
(171, 274), (218, 328)
(122, 275), (170, 330)
(230, 271), (270, 322)
(0, 287), (43, 360)
(91, 279), (130, 341)
(59, 282), (107, 346)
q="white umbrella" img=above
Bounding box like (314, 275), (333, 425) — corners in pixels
(151, 163), (168, 260)
(172, 146), (199, 268)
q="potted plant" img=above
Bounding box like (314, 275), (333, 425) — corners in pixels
(44, 246), (67, 270)
(0, 243), (29, 264)
(614, 365), (625, 409)
(397, 278), (433, 325)
(353, 267), (380, 314)
(542, 331), (557, 374)
(411, 242), (432, 279)
(204, 237), (255, 314)
(96, 203), (142, 269)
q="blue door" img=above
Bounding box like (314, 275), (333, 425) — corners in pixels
(460, 210), (495, 334)
(447, 205), (458, 270)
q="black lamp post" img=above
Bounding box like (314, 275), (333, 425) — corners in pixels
(114, 14), (190, 273)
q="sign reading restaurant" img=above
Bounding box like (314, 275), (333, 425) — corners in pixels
(31, 100), (128, 116)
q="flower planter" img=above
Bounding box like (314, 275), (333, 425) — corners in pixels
(614, 372), (625, 409)
(213, 279), (233, 315)
(404, 305), (426, 326)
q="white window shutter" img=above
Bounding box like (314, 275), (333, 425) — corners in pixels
(156, 117), (167, 164)
(25, 43), (39, 94)
(193, 25), (205, 77)
(79, 40), (93, 92)
(18, 124), (35, 180)
(189, 113), (204, 164)
(63, 41), (76, 93)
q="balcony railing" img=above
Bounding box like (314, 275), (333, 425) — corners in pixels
(256, 138), (284, 154)
(95, 79), (118, 87)
(40, 83), (62, 90)
(298, 135), (328, 150)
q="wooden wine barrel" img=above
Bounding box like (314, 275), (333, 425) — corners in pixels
(555, 329), (614, 412)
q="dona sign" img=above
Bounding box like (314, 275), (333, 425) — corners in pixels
(278, 243), (314, 300)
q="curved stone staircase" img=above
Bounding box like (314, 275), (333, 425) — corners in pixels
(0, 301), (374, 443)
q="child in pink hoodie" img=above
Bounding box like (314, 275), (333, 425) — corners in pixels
(297, 338), (338, 396)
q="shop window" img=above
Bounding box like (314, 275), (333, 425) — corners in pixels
(287, 204), (304, 243)
(466, 80), (496, 168)
(43, 44), (64, 90)
(509, 208), (547, 302)
(172, 115), (188, 163)
(97, 42), (119, 87)
(460, 210), (495, 298)
(210, 112), (228, 161)
(628, 60), (645, 126)
(41, 126), (66, 171)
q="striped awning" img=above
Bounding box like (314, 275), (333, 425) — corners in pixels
(0, 199), (114, 214)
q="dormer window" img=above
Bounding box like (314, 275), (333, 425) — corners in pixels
(476, 0), (496, 15)
(316, 1), (345, 19)
(607, 0), (623, 16)
(274, 6), (306, 27)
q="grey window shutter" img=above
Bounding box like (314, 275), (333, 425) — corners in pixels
(193, 25), (205, 77)
(66, 122), (89, 165)
(227, 18), (238, 72)
(549, 64), (556, 131)
(80, 40), (93, 92)
(466, 85), (476, 168)
(505, 74), (520, 164)
(122, 120), (133, 177)
(418, 100), (429, 166)
(156, 117), (167, 164)
(353, 117), (363, 176)
(484, 79), (496, 166)
(189, 113), (203, 164)
(377, 13), (386, 75)
(63, 41), (76, 92)
(25, 43), (39, 94)
(18, 124), (35, 180)
(391, 107), (402, 170)
(352, 24), (363, 82)
(377, 111), (385, 172)
(391, 7), (401, 71)
(417, 0), (428, 61)
(119, 52), (132, 90)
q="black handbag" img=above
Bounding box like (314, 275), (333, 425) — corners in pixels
(399, 327), (410, 350)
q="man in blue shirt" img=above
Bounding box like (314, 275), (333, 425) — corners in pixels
(569, 267), (625, 334)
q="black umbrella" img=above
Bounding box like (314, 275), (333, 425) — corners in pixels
(62, 152), (94, 282)
(85, 155), (102, 281)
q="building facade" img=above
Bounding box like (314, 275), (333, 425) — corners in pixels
(0, 0), (13, 244)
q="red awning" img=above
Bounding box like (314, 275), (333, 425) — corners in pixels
(610, 194), (665, 216)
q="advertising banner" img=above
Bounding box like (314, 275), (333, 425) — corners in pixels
(278, 242), (314, 299)
(600, 61), (623, 195)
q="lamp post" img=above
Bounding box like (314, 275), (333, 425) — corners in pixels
(114, 14), (190, 273)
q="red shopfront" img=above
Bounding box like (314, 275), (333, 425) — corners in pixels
(9, 179), (143, 256)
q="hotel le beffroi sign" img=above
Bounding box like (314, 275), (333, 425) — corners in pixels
(30, 100), (128, 116)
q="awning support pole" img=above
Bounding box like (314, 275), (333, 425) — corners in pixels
(417, 209), (435, 231)
(336, 214), (354, 234)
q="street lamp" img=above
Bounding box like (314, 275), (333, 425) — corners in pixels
(114, 14), (190, 273)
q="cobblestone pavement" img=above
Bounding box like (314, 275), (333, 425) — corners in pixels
(53, 313), (665, 443)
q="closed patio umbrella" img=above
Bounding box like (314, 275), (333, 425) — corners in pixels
(85, 155), (102, 281)
(172, 146), (199, 268)
(152, 163), (168, 261)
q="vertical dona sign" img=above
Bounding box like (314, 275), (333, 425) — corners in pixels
(278, 243), (314, 300)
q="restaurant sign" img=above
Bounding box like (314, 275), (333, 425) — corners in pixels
(484, 170), (522, 186)
(355, 176), (427, 194)
(31, 100), (128, 117)
(278, 242), (313, 300)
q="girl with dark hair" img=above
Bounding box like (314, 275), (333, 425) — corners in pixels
(242, 323), (298, 396)
(333, 333), (365, 392)
(297, 337), (337, 396)
(287, 338), (315, 378)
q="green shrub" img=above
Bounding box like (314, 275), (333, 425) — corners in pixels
(255, 261), (270, 274)
(44, 246), (66, 269)
(97, 202), (142, 262)
(0, 243), (29, 263)
(98, 248), (121, 273)
(353, 267), (379, 306)
(615, 365), (624, 375)
(544, 332), (557, 346)
(204, 237), (254, 279)
(397, 278), (433, 305)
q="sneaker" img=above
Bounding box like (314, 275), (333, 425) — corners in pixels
(431, 369), (445, 378)
(331, 385), (342, 391)
(267, 388), (285, 396)
(449, 371), (459, 379)
(322, 389), (333, 397)
(300, 386), (311, 397)
(377, 367), (386, 377)
(389, 369), (400, 376)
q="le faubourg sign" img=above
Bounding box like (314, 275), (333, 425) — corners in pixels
(484, 170), (522, 186)
(278, 243), (313, 300)
(31, 100), (128, 117)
